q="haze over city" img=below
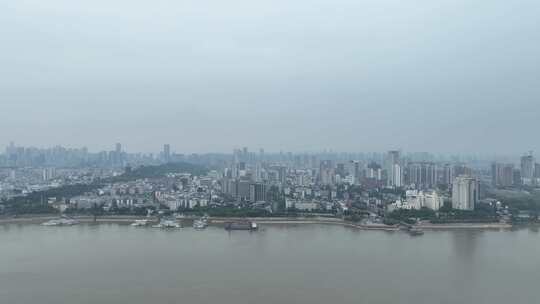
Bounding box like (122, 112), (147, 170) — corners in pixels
(2, 0), (540, 153)
(4, 1), (540, 304)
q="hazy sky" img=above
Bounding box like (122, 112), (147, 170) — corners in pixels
(1, 0), (539, 153)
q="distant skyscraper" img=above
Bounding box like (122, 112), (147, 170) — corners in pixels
(319, 160), (333, 185)
(440, 163), (454, 186)
(392, 164), (402, 187)
(386, 150), (402, 187)
(163, 144), (171, 162)
(6, 141), (15, 156)
(521, 153), (535, 185)
(233, 149), (240, 165)
(452, 175), (478, 210)
(276, 166), (287, 184)
(405, 162), (437, 189)
(242, 147), (248, 162)
(367, 162), (382, 180)
(254, 163), (263, 182)
(513, 169), (522, 186)
(237, 179), (250, 201)
(249, 183), (267, 202)
(352, 161), (360, 184)
(113, 143), (123, 166)
(453, 164), (473, 177)
(491, 162), (514, 187)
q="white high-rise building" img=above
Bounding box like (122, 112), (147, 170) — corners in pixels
(452, 175), (478, 210)
(405, 190), (444, 211)
(351, 161), (360, 184)
(393, 163), (402, 187)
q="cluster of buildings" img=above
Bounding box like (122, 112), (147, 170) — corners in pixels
(490, 153), (540, 187)
(0, 167), (116, 202)
(0, 142), (208, 169)
(4, 142), (540, 216)
(216, 148), (484, 212)
(388, 190), (444, 212)
(59, 174), (215, 213)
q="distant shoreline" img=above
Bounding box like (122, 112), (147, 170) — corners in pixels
(0, 215), (514, 231)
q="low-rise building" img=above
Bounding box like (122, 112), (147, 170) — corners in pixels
(286, 198), (320, 211)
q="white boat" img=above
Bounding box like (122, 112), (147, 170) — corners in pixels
(193, 219), (208, 230)
(130, 219), (149, 227)
(152, 219), (182, 229)
(42, 217), (79, 226)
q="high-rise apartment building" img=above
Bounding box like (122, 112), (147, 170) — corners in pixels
(319, 160), (333, 185)
(440, 163), (454, 186)
(405, 162), (437, 189)
(491, 162), (514, 187)
(452, 175), (478, 210)
(163, 144), (171, 163)
(249, 183), (267, 203)
(367, 162), (382, 180)
(521, 153), (535, 185)
(386, 150), (402, 187)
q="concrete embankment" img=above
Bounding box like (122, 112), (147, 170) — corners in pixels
(0, 215), (151, 224)
(419, 223), (513, 230)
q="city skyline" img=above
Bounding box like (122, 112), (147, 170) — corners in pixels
(1, 140), (536, 160)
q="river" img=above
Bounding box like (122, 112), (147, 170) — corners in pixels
(1, 223), (538, 304)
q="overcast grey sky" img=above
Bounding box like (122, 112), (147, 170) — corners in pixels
(1, 0), (539, 153)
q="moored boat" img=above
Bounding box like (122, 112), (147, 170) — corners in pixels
(42, 217), (79, 226)
(131, 219), (149, 227)
(152, 219), (182, 229)
(193, 218), (208, 230)
(407, 227), (424, 236)
(224, 221), (258, 231)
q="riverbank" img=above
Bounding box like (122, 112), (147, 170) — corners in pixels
(0, 215), (514, 231)
(211, 217), (512, 231)
(419, 222), (513, 230)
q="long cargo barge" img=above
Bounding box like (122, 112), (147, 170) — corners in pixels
(224, 221), (258, 231)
